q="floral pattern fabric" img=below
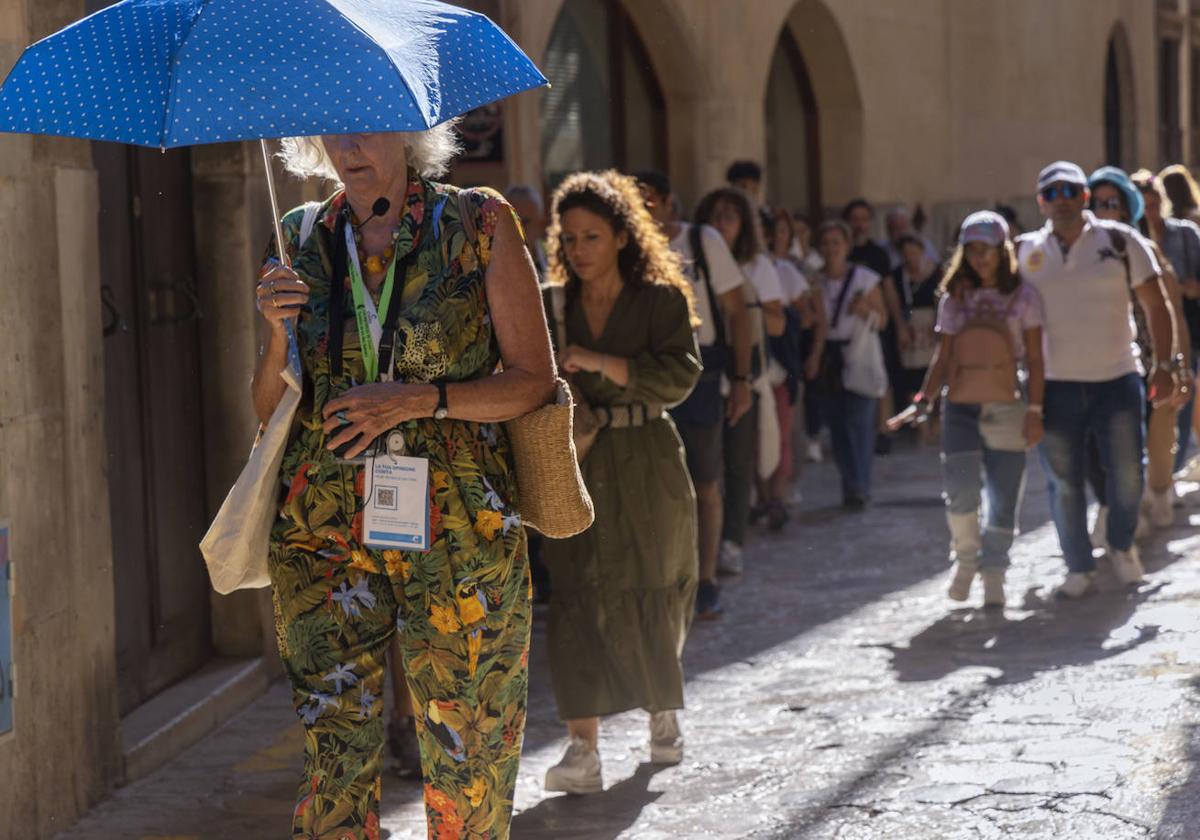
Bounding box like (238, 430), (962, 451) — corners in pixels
(267, 172), (530, 839)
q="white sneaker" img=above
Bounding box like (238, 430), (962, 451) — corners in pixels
(1110, 546), (1145, 586)
(1089, 506), (1109, 551)
(981, 568), (1006, 608)
(1178, 454), (1200, 482)
(717, 540), (744, 575)
(649, 710), (684, 765)
(544, 736), (603, 795)
(1055, 572), (1095, 599)
(947, 559), (977, 602)
(1150, 489), (1174, 528)
(805, 440), (823, 463)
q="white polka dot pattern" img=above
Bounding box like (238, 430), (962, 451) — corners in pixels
(0, 0), (548, 148)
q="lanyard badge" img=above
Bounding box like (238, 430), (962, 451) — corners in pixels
(344, 222), (400, 384)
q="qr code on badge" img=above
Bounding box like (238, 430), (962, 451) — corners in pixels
(375, 486), (398, 510)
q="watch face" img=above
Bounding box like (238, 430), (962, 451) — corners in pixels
(435, 408), (449, 420)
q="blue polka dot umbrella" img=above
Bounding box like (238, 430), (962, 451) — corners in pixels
(0, 0), (548, 263)
(0, 0), (546, 147)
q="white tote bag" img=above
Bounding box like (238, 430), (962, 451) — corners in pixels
(842, 314), (888, 399)
(200, 203), (319, 594)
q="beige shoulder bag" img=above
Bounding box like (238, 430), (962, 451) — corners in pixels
(200, 202), (321, 593)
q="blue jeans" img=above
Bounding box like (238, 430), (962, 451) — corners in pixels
(942, 401), (1028, 569)
(820, 391), (877, 499)
(1038, 374), (1145, 573)
(1176, 355), (1199, 472)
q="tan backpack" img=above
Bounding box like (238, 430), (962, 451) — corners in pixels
(946, 291), (1021, 404)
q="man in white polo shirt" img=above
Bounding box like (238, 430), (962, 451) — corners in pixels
(1018, 160), (1177, 598)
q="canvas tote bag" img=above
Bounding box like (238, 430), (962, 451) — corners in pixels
(200, 202), (320, 594)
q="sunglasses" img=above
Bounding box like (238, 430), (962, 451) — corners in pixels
(1095, 198), (1124, 211)
(1041, 183), (1082, 202)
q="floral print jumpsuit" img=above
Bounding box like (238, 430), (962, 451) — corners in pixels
(267, 173), (530, 840)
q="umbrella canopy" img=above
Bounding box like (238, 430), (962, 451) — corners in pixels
(0, 0), (547, 148)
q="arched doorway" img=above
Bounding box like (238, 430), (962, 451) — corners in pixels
(540, 0), (667, 188)
(765, 26), (821, 217)
(1104, 25), (1136, 170)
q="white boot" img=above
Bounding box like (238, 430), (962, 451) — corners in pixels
(649, 710), (684, 765)
(946, 512), (981, 601)
(544, 736), (603, 795)
(1089, 506), (1109, 551)
(1110, 545), (1145, 586)
(1149, 488), (1174, 528)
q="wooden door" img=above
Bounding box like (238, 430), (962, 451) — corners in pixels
(95, 141), (211, 715)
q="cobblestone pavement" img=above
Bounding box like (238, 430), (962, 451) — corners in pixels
(60, 442), (1200, 839)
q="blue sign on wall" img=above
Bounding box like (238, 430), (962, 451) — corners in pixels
(0, 521), (11, 736)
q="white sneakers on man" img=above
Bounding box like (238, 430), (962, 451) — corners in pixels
(1055, 571), (1095, 599)
(649, 710), (684, 765)
(1110, 545), (1145, 586)
(544, 736), (603, 795)
(718, 540), (744, 575)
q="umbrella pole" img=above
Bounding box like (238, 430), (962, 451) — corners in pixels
(260, 139), (290, 269)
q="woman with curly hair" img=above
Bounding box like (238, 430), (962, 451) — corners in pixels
(540, 170), (702, 794)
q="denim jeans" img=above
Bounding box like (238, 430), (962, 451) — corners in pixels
(1176, 355), (1199, 472)
(1038, 374), (1145, 573)
(942, 401), (1028, 569)
(820, 391), (877, 499)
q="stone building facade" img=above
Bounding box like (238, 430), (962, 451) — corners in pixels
(0, 0), (1181, 836)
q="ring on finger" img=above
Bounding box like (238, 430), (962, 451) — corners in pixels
(271, 290), (279, 307)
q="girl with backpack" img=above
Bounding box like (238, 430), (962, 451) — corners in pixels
(898, 211), (1046, 608)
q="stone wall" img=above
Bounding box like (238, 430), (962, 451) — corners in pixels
(0, 2), (122, 835)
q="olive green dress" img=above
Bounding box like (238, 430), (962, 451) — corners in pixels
(543, 282), (701, 719)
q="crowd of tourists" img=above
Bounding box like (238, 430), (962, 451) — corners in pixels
(476, 158), (1200, 796)
(252, 130), (1200, 836)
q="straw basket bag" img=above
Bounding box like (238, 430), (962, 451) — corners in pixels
(458, 191), (594, 538)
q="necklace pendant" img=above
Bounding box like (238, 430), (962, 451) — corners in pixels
(365, 254), (386, 274)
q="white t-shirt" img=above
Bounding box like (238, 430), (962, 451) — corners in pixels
(774, 257), (810, 303)
(670, 223), (745, 347)
(818, 265), (882, 342)
(743, 252), (786, 304)
(1016, 212), (1160, 381)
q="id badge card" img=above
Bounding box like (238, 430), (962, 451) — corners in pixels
(363, 431), (430, 552)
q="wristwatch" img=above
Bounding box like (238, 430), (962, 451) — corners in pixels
(434, 381), (449, 420)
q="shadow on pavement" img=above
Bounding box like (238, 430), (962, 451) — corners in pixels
(509, 764), (667, 839)
(1157, 677), (1200, 839)
(884, 537), (1187, 687)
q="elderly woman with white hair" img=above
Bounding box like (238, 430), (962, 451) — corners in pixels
(253, 126), (554, 839)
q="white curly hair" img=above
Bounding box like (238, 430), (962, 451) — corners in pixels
(278, 121), (462, 183)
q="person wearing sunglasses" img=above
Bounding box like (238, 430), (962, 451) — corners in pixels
(1086, 167), (1189, 538)
(1017, 161), (1178, 598)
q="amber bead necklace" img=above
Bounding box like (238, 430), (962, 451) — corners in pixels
(348, 208), (403, 276)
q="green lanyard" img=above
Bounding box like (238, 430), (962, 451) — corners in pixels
(344, 222), (399, 383)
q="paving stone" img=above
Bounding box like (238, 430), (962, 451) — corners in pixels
(57, 446), (1200, 839)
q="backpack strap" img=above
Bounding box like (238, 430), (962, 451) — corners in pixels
(298, 200), (322, 249)
(1106, 225), (1132, 290)
(829, 266), (858, 329)
(689, 223), (727, 349)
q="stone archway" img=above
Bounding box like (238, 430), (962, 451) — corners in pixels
(778, 0), (864, 214)
(1104, 23), (1136, 170)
